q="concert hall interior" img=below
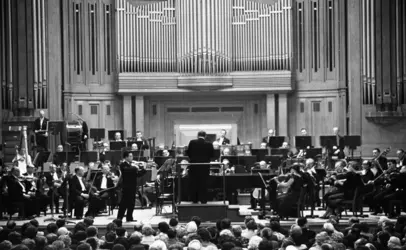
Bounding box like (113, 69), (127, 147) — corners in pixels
(1, 0), (406, 246)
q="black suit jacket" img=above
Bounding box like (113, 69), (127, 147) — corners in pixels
(119, 161), (147, 191)
(217, 137), (230, 145)
(81, 121), (89, 141)
(93, 173), (114, 191)
(377, 156), (388, 170)
(7, 176), (26, 202)
(34, 117), (49, 134)
(187, 138), (214, 164)
(70, 175), (86, 197)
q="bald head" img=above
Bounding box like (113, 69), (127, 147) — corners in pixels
(39, 110), (45, 118)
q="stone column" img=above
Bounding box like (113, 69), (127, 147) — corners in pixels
(135, 95), (144, 134)
(278, 93), (288, 136)
(123, 95), (133, 138)
(347, 0), (362, 135)
(266, 93), (276, 132)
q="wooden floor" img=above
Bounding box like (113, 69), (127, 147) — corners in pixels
(1, 204), (401, 233)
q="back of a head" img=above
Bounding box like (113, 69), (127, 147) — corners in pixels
(150, 240), (167, 250)
(116, 227), (126, 237)
(112, 243), (126, 250)
(6, 220), (16, 230)
(105, 231), (117, 243)
(321, 243), (334, 250)
(191, 216), (202, 227)
(158, 222), (170, 234)
(86, 226), (98, 237)
(34, 236), (47, 249)
(47, 223), (58, 234)
(10, 245), (29, 250)
(24, 225), (38, 239)
(222, 242), (236, 250)
(246, 220), (257, 231)
(221, 218), (232, 230)
(113, 219), (123, 228)
(85, 238), (98, 250)
(197, 131), (206, 138)
(77, 243), (92, 250)
(21, 238), (36, 250)
(0, 240), (12, 250)
(258, 240), (273, 250)
(52, 240), (66, 250)
(83, 217), (94, 227)
(8, 231), (22, 245)
(56, 219), (66, 228)
(167, 228), (177, 239)
(169, 218), (179, 228)
(168, 243), (184, 250)
(297, 217), (307, 228)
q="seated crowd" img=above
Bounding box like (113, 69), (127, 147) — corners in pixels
(1, 215), (406, 250)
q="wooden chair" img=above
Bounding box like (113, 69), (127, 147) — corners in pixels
(341, 187), (365, 217)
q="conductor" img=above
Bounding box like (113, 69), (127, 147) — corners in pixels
(186, 131), (214, 204)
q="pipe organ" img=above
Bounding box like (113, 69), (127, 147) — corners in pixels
(0, 0), (48, 110)
(116, 0), (292, 74)
(361, 0), (406, 109)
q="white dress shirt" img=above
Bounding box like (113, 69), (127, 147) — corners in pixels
(218, 137), (224, 145)
(101, 175), (107, 189)
(78, 176), (86, 191)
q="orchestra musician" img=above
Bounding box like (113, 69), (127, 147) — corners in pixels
(371, 165), (406, 218)
(99, 143), (109, 163)
(7, 167), (37, 218)
(300, 128), (308, 136)
(268, 163), (304, 218)
(304, 158), (323, 206)
(372, 148), (388, 170)
(135, 131), (149, 150)
(69, 166), (91, 219)
(322, 161), (363, 218)
(217, 129), (230, 145)
(332, 127), (345, 159)
(260, 142), (267, 149)
(114, 132), (123, 142)
(212, 141), (220, 150)
(85, 164), (117, 217)
(131, 143), (139, 151)
(396, 149), (406, 167)
(222, 147), (231, 156)
(33, 110), (49, 151)
(79, 118), (89, 151)
(12, 147), (32, 175)
(52, 145), (64, 166)
(23, 165), (49, 216)
(45, 164), (62, 214)
(117, 151), (147, 222)
(262, 129), (276, 148)
(186, 131), (214, 204)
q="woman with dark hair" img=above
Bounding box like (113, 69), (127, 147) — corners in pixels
(270, 163), (304, 218)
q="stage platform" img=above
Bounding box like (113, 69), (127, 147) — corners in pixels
(0, 203), (401, 234)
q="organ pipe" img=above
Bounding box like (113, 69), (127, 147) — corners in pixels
(8, 0), (13, 109)
(1, 0), (6, 108)
(116, 0), (292, 74)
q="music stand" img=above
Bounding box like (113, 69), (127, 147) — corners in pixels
(80, 151), (98, 165)
(109, 141), (126, 151)
(252, 169), (271, 174)
(33, 151), (51, 168)
(90, 128), (105, 141)
(105, 151), (122, 166)
(344, 136), (361, 158)
(295, 136), (312, 149)
(269, 136), (285, 148)
(305, 148), (322, 159)
(55, 152), (77, 165)
(264, 156), (282, 171)
(320, 136), (338, 148)
(108, 130), (124, 141)
(270, 148), (289, 157)
(48, 121), (65, 135)
(251, 149), (268, 162)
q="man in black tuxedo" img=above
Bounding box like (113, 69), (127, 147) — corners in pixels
(117, 151), (147, 222)
(79, 119), (89, 151)
(33, 110), (49, 151)
(7, 167), (36, 218)
(262, 129), (275, 148)
(186, 131), (214, 204)
(135, 131), (149, 150)
(69, 166), (89, 219)
(216, 129), (230, 145)
(372, 148), (388, 170)
(85, 164), (116, 217)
